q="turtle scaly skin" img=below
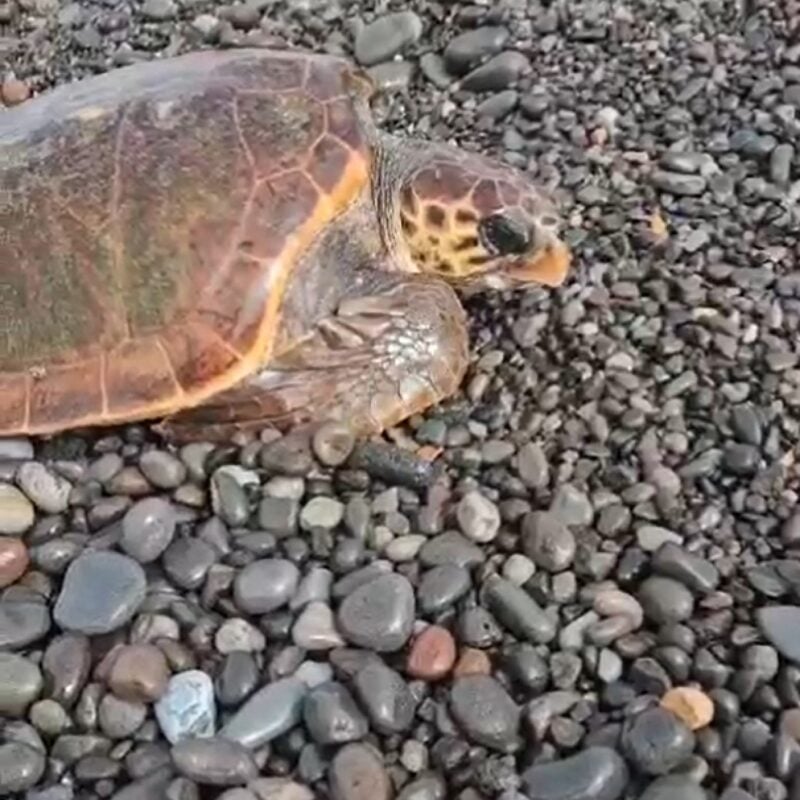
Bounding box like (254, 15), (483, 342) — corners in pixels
(0, 48), (571, 442)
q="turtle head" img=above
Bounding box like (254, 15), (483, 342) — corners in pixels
(394, 149), (571, 290)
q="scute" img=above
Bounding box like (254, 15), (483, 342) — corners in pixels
(0, 48), (371, 436)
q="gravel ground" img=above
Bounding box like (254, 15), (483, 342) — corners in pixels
(2, 0), (800, 799)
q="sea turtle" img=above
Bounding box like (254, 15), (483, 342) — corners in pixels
(0, 48), (571, 443)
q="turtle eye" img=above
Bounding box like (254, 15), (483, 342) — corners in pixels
(478, 213), (531, 256)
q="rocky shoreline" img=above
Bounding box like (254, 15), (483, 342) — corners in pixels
(1, 0), (800, 798)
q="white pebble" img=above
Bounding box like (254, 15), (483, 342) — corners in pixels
(502, 554), (536, 586)
(154, 670), (216, 744)
(292, 602), (345, 651)
(368, 524), (394, 552)
(300, 497), (344, 531)
(215, 618), (265, 653)
(456, 490), (500, 543)
(636, 524), (682, 552)
(384, 535), (427, 562)
(400, 739), (428, 773)
(294, 660), (334, 689)
(597, 649), (623, 683)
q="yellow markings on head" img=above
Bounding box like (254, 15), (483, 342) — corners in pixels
(399, 190), (490, 279)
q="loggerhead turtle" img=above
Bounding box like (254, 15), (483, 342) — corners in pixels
(0, 48), (571, 442)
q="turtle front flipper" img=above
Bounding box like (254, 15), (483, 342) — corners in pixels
(157, 275), (469, 442)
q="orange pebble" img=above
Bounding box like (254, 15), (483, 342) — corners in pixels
(453, 647), (492, 677)
(660, 686), (714, 731)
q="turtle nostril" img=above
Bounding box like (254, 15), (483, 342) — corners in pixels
(532, 217), (560, 250)
(539, 214), (559, 229)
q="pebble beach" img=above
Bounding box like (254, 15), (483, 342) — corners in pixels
(1, 0), (800, 799)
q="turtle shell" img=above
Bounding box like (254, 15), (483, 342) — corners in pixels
(0, 48), (371, 436)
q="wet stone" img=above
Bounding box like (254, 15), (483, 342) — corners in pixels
(505, 643), (549, 693)
(109, 643), (170, 703)
(210, 468), (252, 527)
(636, 525), (681, 552)
(454, 647), (492, 677)
(406, 625), (456, 681)
(477, 89), (518, 119)
(621, 707), (695, 775)
(0, 483), (35, 535)
(291, 567), (333, 610)
(639, 776), (707, 800)
(0, 438), (33, 460)
(258, 496), (299, 537)
(516, 442), (550, 489)
(731, 404), (764, 446)
(651, 171), (707, 196)
(155, 670), (216, 744)
(0, 652), (42, 715)
(43, 632), (90, 707)
(260, 434), (314, 477)
(292, 601), (345, 650)
(638, 576), (695, 625)
(771, 143), (794, 186)
(234, 558), (299, 614)
(16, 463), (71, 514)
(443, 26), (509, 74)
(397, 774), (445, 800)
(110, 767), (174, 800)
(503, 553), (536, 586)
(50, 733), (110, 765)
(216, 651), (259, 708)
(482, 575), (556, 644)
(521, 511), (576, 572)
(419, 52), (452, 89)
(137, 0), (175, 17)
(300, 497), (344, 531)
(329, 742), (391, 800)
(352, 660), (415, 734)
(99, 693), (148, 739)
(0, 741), (46, 794)
(0, 537), (29, 587)
(30, 698), (71, 735)
(121, 497), (177, 563)
(171, 737), (257, 786)
(249, 779), (314, 800)
(756, 606), (800, 664)
(449, 675), (520, 752)
(456, 490), (500, 543)
(520, 747), (628, 800)
(219, 677), (307, 749)
(723, 443), (760, 476)
(354, 11), (422, 66)
(419, 531), (485, 568)
(458, 606), (504, 648)
(461, 51), (530, 92)
(215, 618), (265, 653)
(0, 598), (51, 650)
(660, 686), (714, 731)
(652, 543), (719, 593)
(336, 573), (415, 652)
(348, 441), (432, 489)
(333, 562), (393, 601)
(303, 681), (368, 744)
(550, 484), (593, 527)
(54, 550), (146, 635)
(139, 450), (187, 489)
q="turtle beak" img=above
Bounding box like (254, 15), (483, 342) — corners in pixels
(511, 237), (572, 287)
